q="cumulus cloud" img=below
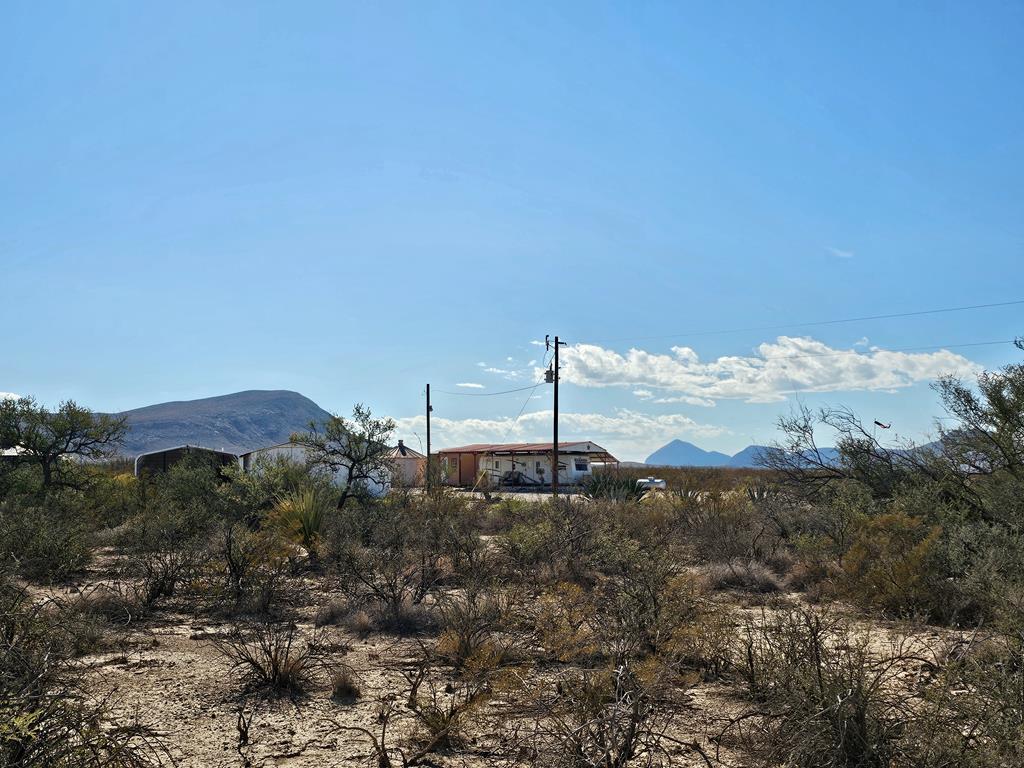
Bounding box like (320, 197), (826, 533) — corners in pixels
(547, 336), (980, 404)
(1, 392), (19, 400)
(455, 382), (485, 389)
(633, 389), (654, 399)
(396, 409), (727, 462)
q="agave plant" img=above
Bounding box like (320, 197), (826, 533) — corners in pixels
(581, 473), (645, 502)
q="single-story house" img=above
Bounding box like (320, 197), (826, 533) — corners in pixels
(133, 445), (240, 477)
(437, 441), (617, 487)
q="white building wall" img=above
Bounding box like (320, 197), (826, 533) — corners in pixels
(477, 452), (593, 486)
(242, 443), (390, 497)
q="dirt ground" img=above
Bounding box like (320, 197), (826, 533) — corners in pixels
(54, 554), (935, 768)
(58, 573), (757, 767)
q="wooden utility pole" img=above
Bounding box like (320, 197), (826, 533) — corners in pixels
(548, 335), (567, 498)
(425, 383), (432, 492)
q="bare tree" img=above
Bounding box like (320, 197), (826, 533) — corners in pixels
(762, 402), (938, 501)
(291, 403), (396, 509)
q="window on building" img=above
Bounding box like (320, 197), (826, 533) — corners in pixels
(493, 460), (500, 469)
(575, 459), (588, 472)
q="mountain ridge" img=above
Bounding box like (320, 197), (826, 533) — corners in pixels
(109, 390), (332, 456)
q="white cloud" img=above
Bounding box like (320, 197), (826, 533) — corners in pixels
(455, 382), (485, 389)
(0, 392), (19, 400)
(397, 409), (726, 462)
(827, 246), (855, 259)
(633, 389), (654, 399)
(483, 366), (525, 380)
(652, 395), (717, 407)
(547, 337), (980, 404)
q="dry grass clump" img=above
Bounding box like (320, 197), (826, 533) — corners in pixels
(706, 559), (786, 593)
(316, 595), (436, 637)
(330, 666), (361, 703)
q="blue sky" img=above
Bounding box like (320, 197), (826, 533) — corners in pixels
(2, 2), (1021, 460)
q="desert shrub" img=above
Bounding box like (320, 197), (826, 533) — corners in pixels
(332, 650), (495, 766)
(315, 597), (350, 628)
(435, 586), (515, 668)
(535, 560), (732, 677)
(213, 620), (319, 695)
(0, 578), (163, 766)
(674, 489), (773, 565)
(840, 512), (943, 618)
(903, 627), (1024, 767)
(534, 582), (600, 662)
(524, 661), (705, 768)
(496, 499), (618, 585)
(0, 496), (91, 581)
(220, 455), (313, 523)
(118, 491), (216, 609)
(212, 522), (291, 616)
(730, 608), (915, 768)
(401, 657), (492, 756)
(327, 497), (456, 632)
(342, 608), (374, 638)
(86, 472), (144, 529)
(478, 496), (529, 535)
(361, 597), (436, 636)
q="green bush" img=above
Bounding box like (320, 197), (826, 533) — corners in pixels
(0, 497), (91, 581)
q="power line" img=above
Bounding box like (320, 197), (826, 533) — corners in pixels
(436, 382), (545, 397)
(499, 347), (553, 442)
(577, 298), (1024, 346)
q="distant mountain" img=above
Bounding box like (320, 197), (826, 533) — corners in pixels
(645, 440), (730, 467)
(645, 440), (840, 468)
(111, 390), (333, 456)
(727, 445), (770, 468)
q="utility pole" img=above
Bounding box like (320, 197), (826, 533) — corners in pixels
(425, 383), (432, 492)
(546, 335), (567, 498)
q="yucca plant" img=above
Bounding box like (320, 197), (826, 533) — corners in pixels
(273, 488), (330, 564)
